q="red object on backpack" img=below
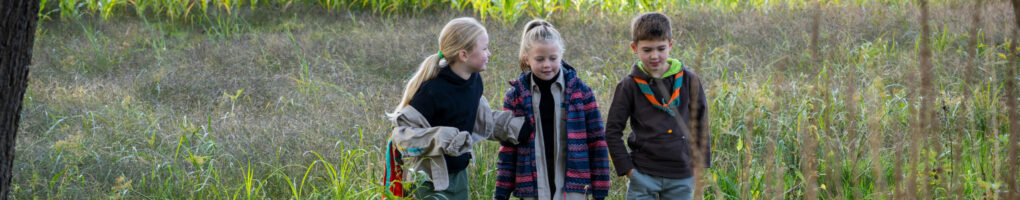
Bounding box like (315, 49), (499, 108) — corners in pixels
(384, 139), (405, 198)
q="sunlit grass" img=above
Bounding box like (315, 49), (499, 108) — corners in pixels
(11, 0), (1017, 199)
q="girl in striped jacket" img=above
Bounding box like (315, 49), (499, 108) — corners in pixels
(494, 19), (611, 200)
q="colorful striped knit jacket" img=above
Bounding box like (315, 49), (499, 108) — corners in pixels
(495, 63), (611, 200)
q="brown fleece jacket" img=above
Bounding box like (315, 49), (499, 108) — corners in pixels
(604, 62), (711, 179)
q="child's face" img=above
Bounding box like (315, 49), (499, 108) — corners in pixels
(631, 39), (673, 71)
(525, 41), (562, 81)
(461, 33), (491, 72)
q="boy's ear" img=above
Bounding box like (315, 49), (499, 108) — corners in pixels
(630, 41), (638, 54)
(669, 39), (675, 48)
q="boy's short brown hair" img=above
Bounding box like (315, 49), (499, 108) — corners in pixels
(630, 12), (672, 43)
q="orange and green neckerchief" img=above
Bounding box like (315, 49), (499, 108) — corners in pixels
(633, 59), (684, 116)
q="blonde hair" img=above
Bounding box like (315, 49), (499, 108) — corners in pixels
(393, 17), (487, 113)
(518, 19), (565, 72)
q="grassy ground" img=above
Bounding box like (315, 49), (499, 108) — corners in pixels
(10, 1), (1020, 199)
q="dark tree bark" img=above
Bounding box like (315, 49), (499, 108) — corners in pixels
(1, 0), (41, 198)
(1008, 1), (1020, 199)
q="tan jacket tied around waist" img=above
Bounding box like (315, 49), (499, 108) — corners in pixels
(389, 96), (525, 191)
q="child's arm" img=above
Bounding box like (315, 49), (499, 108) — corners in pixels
(688, 71), (711, 168)
(493, 87), (524, 200)
(493, 143), (518, 200)
(471, 96), (526, 145)
(390, 106), (472, 157)
(494, 123), (531, 200)
(604, 80), (635, 176)
(581, 86), (611, 200)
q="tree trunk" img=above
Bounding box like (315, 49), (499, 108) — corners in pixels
(1007, 1), (1020, 199)
(1, 0), (41, 198)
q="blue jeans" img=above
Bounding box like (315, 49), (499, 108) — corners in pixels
(626, 169), (695, 200)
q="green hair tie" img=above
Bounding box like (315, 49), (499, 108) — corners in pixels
(437, 51), (444, 59)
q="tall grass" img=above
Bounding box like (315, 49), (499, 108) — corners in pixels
(39, 0), (959, 25)
(907, 0), (933, 198)
(952, 0), (981, 198)
(801, 1), (821, 199)
(1005, 0), (1020, 199)
(10, 0), (1019, 199)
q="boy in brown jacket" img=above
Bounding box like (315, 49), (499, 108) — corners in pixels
(604, 12), (711, 200)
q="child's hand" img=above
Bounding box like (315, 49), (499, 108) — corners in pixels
(627, 169), (634, 178)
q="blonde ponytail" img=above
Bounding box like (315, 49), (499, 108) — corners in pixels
(394, 54), (443, 113)
(392, 17), (487, 114)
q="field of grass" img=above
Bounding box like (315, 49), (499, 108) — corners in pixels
(9, 0), (1020, 199)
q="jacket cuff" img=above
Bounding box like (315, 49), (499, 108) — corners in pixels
(505, 116), (526, 144)
(442, 131), (471, 156)
(613, 157), (634, 177)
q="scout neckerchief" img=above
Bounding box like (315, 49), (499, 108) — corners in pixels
(633, 64), (684, 116)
